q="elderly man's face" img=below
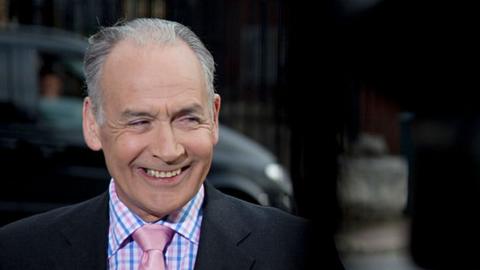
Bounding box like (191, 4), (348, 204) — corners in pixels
(83, 39), (220, 222)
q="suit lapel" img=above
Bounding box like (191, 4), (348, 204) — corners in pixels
(194, 183), (255, 270)
(46, 184), (255, 269)
(56, 192), (109, 270)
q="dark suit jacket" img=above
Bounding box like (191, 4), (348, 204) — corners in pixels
(0, 182), (342, 269)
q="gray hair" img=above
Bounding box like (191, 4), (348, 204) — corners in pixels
(84, 18), (216, 122)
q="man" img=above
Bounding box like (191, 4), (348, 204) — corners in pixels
(0, 18), (341, 269)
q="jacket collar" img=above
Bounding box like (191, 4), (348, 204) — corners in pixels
(51, 183), (255, 270)
(57, 192), (109, 270)
(194, 182), (255, 270)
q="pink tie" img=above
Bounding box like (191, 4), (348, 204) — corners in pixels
(132, 224), (174, 270)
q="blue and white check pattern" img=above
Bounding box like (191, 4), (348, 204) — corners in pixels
(107, 179), (204, 270)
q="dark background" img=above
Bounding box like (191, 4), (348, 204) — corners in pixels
(2, 0), (480, 269)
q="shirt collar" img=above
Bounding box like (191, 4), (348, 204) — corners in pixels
(161, 184), (204, 244)
(108, 179), (204, 257)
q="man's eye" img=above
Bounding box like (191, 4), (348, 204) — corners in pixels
(176, 116), (201, 127)
(129, 120), (150, 126)
(184, 116), (200, 123)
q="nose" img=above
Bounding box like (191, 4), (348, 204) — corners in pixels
(150, 124), (185, 164)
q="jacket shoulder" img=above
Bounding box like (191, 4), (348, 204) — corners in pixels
(218, 189), (309, 228)
(1, 192), (107, 234)
(203, 185), (345, 269)
(0, 193), (108, 270)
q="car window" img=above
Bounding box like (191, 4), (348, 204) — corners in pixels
(36, 52), (84, 131)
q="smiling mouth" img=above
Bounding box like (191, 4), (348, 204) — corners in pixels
(141, 166), (188, 179)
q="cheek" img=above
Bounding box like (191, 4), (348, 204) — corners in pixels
(102, 132), (147, 166)
(182, 133), (214, 159)
(121, 135), (147, 151)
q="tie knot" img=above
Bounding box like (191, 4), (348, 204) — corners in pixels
(133, 224), (174, 251)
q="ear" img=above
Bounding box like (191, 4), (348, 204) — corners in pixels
(82, 97), (103, 151)
(212, 94), (221, 145)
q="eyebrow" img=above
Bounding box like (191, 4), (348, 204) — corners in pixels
(174, 103), (204, 117)
(120, 103), (205, 120)
(120, 110), (157, 120)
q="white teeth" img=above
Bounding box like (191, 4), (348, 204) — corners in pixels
(146, 168), (181, 178)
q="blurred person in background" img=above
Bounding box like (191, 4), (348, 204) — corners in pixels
(38, 68), (83, 130)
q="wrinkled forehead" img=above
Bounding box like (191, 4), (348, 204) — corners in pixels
(100, 39), (207, 102)
(106, 39), (204, 86)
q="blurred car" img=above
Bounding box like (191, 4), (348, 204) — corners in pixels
(0, 25), (293, 225)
